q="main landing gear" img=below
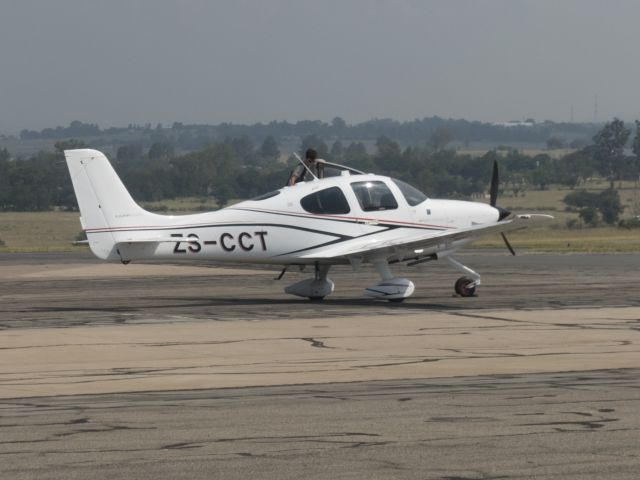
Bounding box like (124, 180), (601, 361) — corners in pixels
(284, 262), (334, 300)
(282, 256), (481, 301)
(446, 256), (480, 297)
(363, 260), (415, 302)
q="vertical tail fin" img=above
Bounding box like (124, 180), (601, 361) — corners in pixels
(64, 149), (150, 230)
(64, 149), (157, 260)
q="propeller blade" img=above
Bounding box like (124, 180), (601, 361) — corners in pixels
(490, 160), (514, 255)
(489, 160), (499, 207)
(501, 232), (516, 256)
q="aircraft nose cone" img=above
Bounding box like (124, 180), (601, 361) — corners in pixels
(497, 207), (511, 221)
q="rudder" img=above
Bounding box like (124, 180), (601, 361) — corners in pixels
(64, 149), (155, 260)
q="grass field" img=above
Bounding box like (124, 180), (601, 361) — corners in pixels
(472, 227), (640, 253)
(1, 182), (639, 253)
(1, 211), (639, 254)
(0, 212), (84, 252)
(499, 179), (640, 213)
(140, 197), (223, 212)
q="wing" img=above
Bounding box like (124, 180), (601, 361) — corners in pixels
(299, 214), (552, 262)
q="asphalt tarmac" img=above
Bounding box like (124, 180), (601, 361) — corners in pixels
(1, 252), (639, 479)
(1, 251), (639, 329)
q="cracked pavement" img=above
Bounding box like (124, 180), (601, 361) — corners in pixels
(0, 252), (639, 479)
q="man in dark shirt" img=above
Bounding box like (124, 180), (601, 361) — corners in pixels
(287, 148), (324, 185)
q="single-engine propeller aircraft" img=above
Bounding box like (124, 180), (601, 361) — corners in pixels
(65, 149), (551, 302)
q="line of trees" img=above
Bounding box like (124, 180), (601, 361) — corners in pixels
(1, 119), (639, 226)
(15, 117), (600, 151)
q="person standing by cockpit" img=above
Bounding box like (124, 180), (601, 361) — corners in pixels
(287, 148), (324, 185)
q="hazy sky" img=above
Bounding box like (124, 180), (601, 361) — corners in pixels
(1, 0), (639, 133)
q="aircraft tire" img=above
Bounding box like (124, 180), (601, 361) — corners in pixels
(454, 277), (476, 297)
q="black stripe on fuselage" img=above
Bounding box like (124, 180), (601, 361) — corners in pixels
(230, 207), (448, 231)
(87, 222), (359, 238)
(85, 213), (448, 259)
(273, 224), (403, 257)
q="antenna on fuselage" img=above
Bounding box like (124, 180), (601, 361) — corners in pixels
(293, 152), (319, 181)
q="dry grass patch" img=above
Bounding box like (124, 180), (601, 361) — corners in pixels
(472, 227), (640, 253)
(0, 212), (83, 252)
(1, 201), (639, 253)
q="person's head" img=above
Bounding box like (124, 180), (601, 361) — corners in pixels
(305, 148), (317, 163)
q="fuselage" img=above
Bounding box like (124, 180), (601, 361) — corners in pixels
(88, 172), (500, 264)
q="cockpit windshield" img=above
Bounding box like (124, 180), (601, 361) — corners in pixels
(391, 179), (428, 206)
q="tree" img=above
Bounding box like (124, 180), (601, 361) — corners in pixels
(374, 136), (401, 172)
(579, 206), (599, 226)
(148, 142), (174, 162)
(225, 136), (255, 165)
(259, 135), (280, 160)
(116, 144), (143, 163)
(563, 188), (623, 225)
(598, 188), (623, 224)
(330, 140), (344, 161)
(213, 182), (234, 207)
(564, 190), (598, 209)
(632, 120), (640, 179)
(331, 116), (347, 134)
(344, 142), (373, 172)
(557, 150), (595, 187)
(530, 155), (554, 190)
(300, 135), (328, 159)
(546, 136), (565, 149)
(428, 127), (452, 151)
(592, 118), (630, 187)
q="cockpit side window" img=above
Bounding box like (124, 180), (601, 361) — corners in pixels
(300, 187), (350, 214)
(391, 179), (428, 206)
(350, 181), (398, 211)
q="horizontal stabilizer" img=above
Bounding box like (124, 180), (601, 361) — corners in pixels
(116, 236), (192, 244)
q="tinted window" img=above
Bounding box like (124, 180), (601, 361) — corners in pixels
(391, 179), (428, 206)
(251, 190), (281, 201)
(300, 187), (350, 214)
(351, 181), (398, 211)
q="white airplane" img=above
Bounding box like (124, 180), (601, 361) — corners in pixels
(64, 149), (551, 302)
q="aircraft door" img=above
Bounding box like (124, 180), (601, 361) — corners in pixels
(350, 180), (399, 232)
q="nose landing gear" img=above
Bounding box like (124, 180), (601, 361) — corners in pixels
(454, 276), (476, 297)
(446, 256), (480, 297)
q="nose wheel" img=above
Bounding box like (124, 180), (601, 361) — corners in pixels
(446, 256), (480, 298)
(454, 276), (476, 297)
